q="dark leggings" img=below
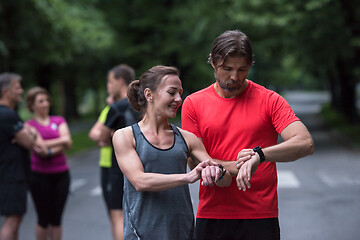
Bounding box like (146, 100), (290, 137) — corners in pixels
(30, 171), (70, 228)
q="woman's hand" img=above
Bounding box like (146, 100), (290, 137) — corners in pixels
(190, 160), (223, 186)
(201, 164), (223, 187)
(186, 160), (220, 184)
(33, 139), (48, 158)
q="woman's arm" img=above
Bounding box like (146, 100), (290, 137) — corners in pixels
(112, 127), (212, 192)
(180, 129), (232, 187)
(43, 122), (72, 151)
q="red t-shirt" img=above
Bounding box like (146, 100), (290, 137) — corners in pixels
(181, 80), (299, 219)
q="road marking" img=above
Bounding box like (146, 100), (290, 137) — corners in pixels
(278, 170), (300, 188)
(90, 186), (102, 196)
(318, 171), (360, 187)
(70, 178), (87, 192)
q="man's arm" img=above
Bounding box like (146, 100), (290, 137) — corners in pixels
(262, 121), (314, 162)
(98, 106), (116, 146)
(14, 125), (38, 150)
(234, 120), (314, 191)
(89, 106), (112, 147)
(235, 121), (314, 165)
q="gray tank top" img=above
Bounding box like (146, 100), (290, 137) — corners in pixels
(123, 123), (194, 240)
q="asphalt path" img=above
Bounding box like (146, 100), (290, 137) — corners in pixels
(1, 90), (360, 240)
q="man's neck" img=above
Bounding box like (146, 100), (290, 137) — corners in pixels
(0, 99), (14, 109)
(115, 87), (128, 101)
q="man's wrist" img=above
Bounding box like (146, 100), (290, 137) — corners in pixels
(253, 146), (265, 163)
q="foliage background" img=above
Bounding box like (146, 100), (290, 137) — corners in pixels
(1, 0), (359, 123)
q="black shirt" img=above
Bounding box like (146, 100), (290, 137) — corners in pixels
(105, 98), (140, 171)
(0, 105), (30, 182)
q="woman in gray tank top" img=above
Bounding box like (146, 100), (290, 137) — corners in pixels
(112, 66), (232, 240)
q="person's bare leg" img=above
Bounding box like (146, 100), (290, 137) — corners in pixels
(109, 209), (123, 240)
(0, 215), (22, 240)
(49, 225), (62, 240)
(35, 224), (48, 240)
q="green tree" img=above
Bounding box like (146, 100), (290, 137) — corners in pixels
(0, 0), (115, 119)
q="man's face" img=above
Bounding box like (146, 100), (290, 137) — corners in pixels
(7, 80), (24, 105)
(107, 71), (122, 99)
(213, 56), (250, 98)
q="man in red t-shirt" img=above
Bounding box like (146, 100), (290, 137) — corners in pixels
(181, 30), (314, 240)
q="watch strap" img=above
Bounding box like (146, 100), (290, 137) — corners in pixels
(253, 146), (265, 163)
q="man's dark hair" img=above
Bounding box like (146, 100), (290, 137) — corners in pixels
(109, 64), (135, 86)
(0, 73), (22, 98)
(210, 30), (254, 67)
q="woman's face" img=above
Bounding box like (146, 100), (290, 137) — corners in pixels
(32, 93), (50, 116)
(151, 74), (183, 119)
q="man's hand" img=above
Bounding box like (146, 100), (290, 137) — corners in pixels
(236, 153), (260, 191)
(235, 148), (255, 170)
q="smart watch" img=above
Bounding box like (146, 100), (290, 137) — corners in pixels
(217, 164), (226, 181)
(253, 146), (265, 163)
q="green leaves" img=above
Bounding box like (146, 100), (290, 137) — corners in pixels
(32, 0), (114, 64)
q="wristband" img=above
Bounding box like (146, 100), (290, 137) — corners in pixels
(217, 164), (226, 181)
(48, 148), (53, 157)
(253, 146), (265, 163)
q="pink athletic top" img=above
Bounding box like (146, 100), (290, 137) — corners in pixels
(26, 116), (69, 173)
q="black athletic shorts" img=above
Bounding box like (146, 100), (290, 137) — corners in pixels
(100, 167), (111, 210)
(195, 218), (280, 240)
(108, 166), (124, 210)
(0, 182), (27, 216)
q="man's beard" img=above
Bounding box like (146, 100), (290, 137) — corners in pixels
(217, 79), (243, 92)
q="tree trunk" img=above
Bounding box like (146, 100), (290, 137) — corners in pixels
(336, 59), (358, 123)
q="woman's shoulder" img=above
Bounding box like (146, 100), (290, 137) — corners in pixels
(50, 115), (66, 124)
(178, 128), (199, 143)
(113, 126), (133, 139)
(113, 126), (135, 148)
(26, 118), (36, 126)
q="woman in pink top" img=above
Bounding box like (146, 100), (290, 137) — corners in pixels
(25, 87), (72, 240)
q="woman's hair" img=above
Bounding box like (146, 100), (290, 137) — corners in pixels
(209, 30), (254, 67)
(127, 65), (179, 115)
(25, 86), (51, 113)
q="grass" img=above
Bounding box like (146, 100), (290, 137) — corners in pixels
(66, 129), (96, 156)
(321, 103), (360, 148)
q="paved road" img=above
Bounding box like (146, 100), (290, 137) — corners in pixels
(278, 91), (360, 240)
(2, 90), (360, 240)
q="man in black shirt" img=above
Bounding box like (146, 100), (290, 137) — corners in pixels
(98, 64), (140, 240)
(0, 73), (43, 240)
